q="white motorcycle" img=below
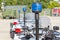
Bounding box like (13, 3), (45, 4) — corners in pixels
(10, 20), (35, 40)
(13, 23), (35, 40)
(10, 20), (46, 40)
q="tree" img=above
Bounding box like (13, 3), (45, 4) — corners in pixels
(12, 0), (17, 5)
(0, 0), (56, 9)
(0, 0), (2, 9)
(48, 1), (58, 9)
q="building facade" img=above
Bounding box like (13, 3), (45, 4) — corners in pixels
(54, 0), (60, 4)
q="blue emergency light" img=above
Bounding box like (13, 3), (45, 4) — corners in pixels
(23, 7), (26, 12)
(18, 10), (20, 13)
(32, 2), (42, 13)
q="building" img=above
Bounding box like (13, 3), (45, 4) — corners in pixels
(54, 0), (60, 4)
(52, 7), (60, 16)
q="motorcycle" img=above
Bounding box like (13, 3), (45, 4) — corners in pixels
(10, 20), (35, 40)
(13, 26), (35, 40)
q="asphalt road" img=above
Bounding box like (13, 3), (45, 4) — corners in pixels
(0, 19), (13, 40)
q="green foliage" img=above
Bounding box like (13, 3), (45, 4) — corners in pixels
(0, 0), (2, 9)
(40, 0), (51, 8)
(48, 1), (58, 9)
(0, 0), (58, 9)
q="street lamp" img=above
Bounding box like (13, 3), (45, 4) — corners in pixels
(32, 2), (42, 40)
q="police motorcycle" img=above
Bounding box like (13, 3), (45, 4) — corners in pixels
(14, 27), (35, 40)
(44, 26), (60, 40)
(10, 19), (36, 40)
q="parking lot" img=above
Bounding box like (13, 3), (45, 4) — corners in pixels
(0, 16), (60, 40)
